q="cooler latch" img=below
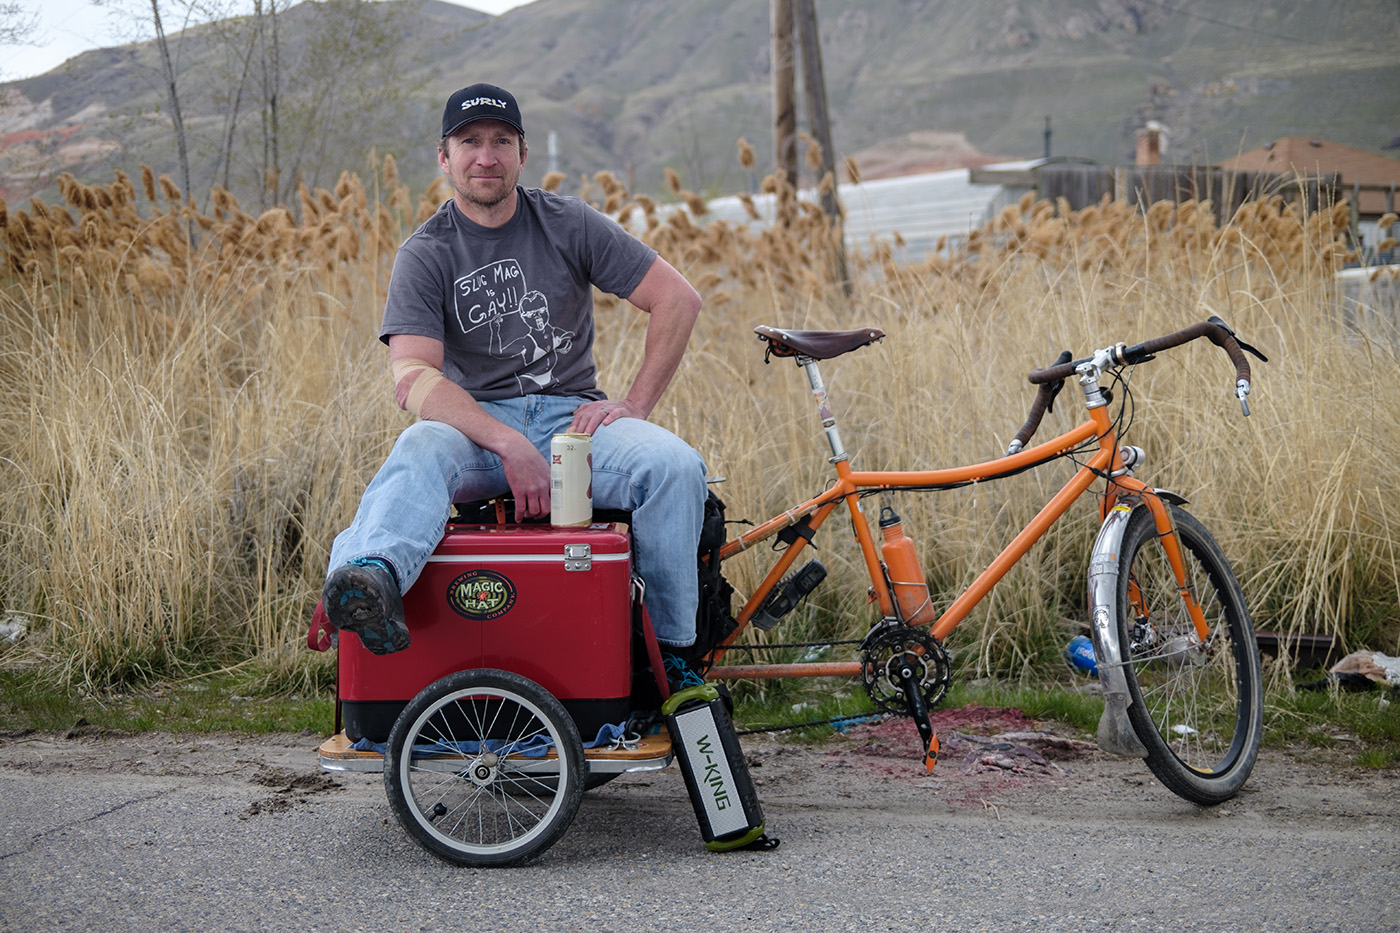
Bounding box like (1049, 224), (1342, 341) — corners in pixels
(564, 543), (592, 571)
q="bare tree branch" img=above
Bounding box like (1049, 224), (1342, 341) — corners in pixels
(0, 2), (40, 46)
(148, 0), (193, 204)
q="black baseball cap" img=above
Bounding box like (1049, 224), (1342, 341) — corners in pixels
(441, 83), (524, 139)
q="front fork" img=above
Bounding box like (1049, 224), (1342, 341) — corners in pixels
(1086, 486), (1206, 757)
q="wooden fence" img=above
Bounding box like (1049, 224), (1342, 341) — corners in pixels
(1033, 163), (1342, 225)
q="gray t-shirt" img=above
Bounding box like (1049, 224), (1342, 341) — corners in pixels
(380, 187), (658, 401)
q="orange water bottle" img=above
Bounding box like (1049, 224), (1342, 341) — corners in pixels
(878, 506), (936, 625)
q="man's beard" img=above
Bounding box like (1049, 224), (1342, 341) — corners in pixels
(461, 175), (514, 208)
(464, 187), (510, 208)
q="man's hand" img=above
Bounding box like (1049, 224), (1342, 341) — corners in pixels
(497, 433), (552, 521)
(569, 397), (645, 436)
(390, 334), (554, 521)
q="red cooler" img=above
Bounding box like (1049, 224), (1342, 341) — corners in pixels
(339, 523), (634, 743)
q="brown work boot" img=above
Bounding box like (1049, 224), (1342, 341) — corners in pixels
(321, 559), (409, 655)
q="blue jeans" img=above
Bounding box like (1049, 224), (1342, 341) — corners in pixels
(328, 394), (707, 646)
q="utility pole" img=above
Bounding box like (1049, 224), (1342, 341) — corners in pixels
(794, 0), (849, 291)
(771, 0), (797, 191)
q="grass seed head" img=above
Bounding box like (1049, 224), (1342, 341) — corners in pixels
(682, 191), (708, 216)
(737, 138), (756, 170)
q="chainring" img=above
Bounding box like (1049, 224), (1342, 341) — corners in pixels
(860, 624), (952, 717)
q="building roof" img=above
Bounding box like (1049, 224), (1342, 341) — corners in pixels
(1220, 137), (1400, 216)
(700, 162), (1033, 261)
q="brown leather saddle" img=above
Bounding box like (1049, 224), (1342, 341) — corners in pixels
(754, 325), (886, 361)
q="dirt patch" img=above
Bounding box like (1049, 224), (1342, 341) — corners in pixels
(244, 765), (341, 818)
(837, 705), (1092, 774)
(746, 707), (1122, 811)
(842, 704), (1045, 758)
(250, 766), (340, 793)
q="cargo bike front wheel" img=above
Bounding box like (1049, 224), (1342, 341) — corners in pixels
(384, 669), (586, 867)
(1116, 506), (1263, 805)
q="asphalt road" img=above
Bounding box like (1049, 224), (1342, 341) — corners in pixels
(1, 723), (1396, 932)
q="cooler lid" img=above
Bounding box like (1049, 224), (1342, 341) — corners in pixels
(429, 522), (631, 561)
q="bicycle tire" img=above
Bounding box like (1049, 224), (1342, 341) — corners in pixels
(384, 669), (585, 867)
(1116, 505), (1263, 804)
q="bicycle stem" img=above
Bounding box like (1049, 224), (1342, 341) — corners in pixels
(1076, 348), (1116, 407)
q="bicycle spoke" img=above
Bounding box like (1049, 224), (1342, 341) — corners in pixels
(385, 671), (584, 865)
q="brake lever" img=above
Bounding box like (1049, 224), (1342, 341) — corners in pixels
(1236, 338), (1268, 363)
(1207, 315), (1270, 362)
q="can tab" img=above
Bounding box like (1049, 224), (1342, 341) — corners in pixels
(564, 543), (592, 571)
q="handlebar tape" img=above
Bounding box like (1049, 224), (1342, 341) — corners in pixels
(1015, 318), (1266, 450)
(1132, 316), (1255, 386)
(1011, 350), (1072, 450)
(1027, 318), (1254, 386)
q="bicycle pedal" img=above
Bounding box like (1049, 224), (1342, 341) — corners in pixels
(752, 560), (827, 630)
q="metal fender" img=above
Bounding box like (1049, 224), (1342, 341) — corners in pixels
(1087, 498), (1150, 758)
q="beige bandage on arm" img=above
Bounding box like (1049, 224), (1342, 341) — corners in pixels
(391, 357), (448, 418)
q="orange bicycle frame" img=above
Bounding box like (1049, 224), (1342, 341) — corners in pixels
(706, 365), (1205, 681)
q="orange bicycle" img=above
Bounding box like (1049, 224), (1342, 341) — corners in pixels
(702, 316), (1268, 806)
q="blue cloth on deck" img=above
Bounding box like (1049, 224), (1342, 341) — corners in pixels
(349, 721), (626, 759)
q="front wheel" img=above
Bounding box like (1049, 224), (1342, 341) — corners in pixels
(1116, 505), (1263, 804)
(384, 669), (585, 866)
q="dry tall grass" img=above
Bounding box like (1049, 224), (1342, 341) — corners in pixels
(2, 154), (1396, 690)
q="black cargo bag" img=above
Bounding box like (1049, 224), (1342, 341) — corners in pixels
(690, 490), (738, 667)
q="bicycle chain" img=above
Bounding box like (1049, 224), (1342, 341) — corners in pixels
(715, 638), (865, 652)
(734, 712), (881, 737)
(720, 638), (874, 735)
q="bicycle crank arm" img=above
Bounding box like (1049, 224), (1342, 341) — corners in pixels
(897, 661), (939, 772)
(1086, 500), (1150, 758)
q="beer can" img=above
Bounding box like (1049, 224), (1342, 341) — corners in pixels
(550, 433), (592, 527)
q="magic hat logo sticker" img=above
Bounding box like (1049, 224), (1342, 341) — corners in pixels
(447, 569), (517, 620)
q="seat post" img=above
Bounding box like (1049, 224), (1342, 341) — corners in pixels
(801, 356), (848, 463)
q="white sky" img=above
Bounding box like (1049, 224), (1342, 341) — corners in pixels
(1, 0), (535, 81)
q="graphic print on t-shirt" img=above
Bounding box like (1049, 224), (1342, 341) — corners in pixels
(452, 259), (575, 394)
